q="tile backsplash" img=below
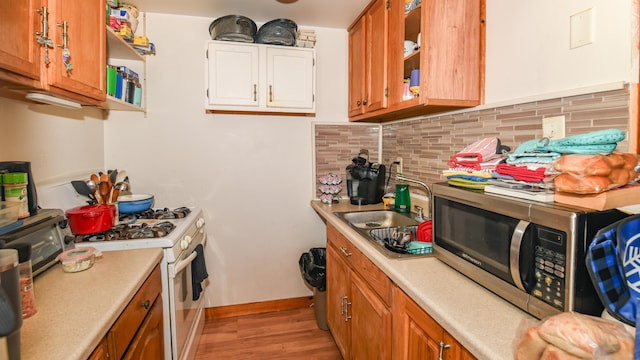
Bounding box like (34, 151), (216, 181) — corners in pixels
(314, 86), (631, 197)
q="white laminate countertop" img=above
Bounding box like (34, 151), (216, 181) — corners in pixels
(311, 200), (536, 360)
(19, 247), (163, 360)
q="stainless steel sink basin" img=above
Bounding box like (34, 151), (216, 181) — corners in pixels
(336, 210), (419, 229)
(334, 210), (432, 259)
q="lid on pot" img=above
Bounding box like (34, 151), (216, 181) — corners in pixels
(255, 18), (298, 46)
(66, 204), (115, 216)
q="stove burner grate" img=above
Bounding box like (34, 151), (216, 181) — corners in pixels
(120, 207), (192, 222)
(76, 221), (177, 242)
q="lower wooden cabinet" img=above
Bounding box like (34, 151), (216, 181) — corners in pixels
(393, 286), (476, 360)
(326, 223), (392, 360)
(326, 222), (476, 360)
(89, 264), (163, 359)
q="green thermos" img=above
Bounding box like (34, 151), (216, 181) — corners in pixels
(395, 184), (411, 213)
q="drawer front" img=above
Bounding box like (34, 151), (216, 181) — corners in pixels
(108, 264), (162, 359)
(327, 223), (392, 306)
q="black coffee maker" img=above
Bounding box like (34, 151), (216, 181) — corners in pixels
(346, 149), (386, 205)
(0, 161), (38, 216)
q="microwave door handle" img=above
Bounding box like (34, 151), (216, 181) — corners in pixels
(510, 220), (530, 291)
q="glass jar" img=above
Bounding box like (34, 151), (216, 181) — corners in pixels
(7, 243), (37, 318)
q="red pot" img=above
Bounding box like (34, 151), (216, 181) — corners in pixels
(66, 204), (116, 235)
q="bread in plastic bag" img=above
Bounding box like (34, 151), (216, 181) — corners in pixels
(514, 312), (633, 360)
(553, 153), (638, 194)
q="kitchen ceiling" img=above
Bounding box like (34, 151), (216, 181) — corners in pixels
(131, 0), (370, 29)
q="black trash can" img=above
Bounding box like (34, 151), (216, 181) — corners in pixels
(299, 247), (328, 330)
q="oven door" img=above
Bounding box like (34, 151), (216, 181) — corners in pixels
(167, 233), (207, 359)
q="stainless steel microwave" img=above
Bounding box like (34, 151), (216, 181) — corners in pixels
(432, 182), (630, 319)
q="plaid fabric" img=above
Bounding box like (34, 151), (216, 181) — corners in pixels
(586, 215), (640, 326)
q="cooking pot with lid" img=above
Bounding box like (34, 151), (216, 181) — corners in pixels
(255, 18), (298, 46)
(209, 15), (257, 43)
(66, 204), (116, 235)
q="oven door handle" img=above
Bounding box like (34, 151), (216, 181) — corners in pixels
(510, 220), (530, 291)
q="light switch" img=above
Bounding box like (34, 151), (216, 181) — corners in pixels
(570, 8), (594, 49)
(542, 116), (565, 139)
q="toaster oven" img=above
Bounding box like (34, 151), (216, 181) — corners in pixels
(0, 209), (74, 276)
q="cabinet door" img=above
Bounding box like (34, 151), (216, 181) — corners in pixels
(48, 0), (105, 102)
(207, 42), (259, 107)
(350, 272), (392, 360)
(348, 17), (366, 117)
(123, 296), (165, 360)
(365, 0), (389, 113)
(0, 0), (42, 81)
(326, 244), (351, 359)
(266, 47), (314, 110)
(393, 286), (443, 360)
(88, 337), (109, 360)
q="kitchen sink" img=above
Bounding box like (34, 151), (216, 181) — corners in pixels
(336, 210), (420, 229)
(334, 210), (432, 259)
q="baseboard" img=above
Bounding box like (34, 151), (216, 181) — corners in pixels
(205, 296), (314, 320)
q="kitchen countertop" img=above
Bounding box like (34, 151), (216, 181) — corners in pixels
(19, 247), (163, 360)
(311, 200), (535, 360)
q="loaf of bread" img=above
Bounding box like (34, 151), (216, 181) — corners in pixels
(514, 312), (633, 360)
(554, 173), (612, 194)
(553, 153), (638, 177)
(514, 327), (547, 360)
(537, 312), (621, 358)
(553, 155), (613, 176)
(539, 344), (585, 360)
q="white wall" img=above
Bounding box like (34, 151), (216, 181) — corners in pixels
(485, 0), (635, 103)
(103, 13), (349, 307)
(0, 99), (105, 183)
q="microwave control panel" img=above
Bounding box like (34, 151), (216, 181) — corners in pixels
(531, 227), (566, 310)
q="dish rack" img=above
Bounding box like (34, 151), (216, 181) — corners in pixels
(369, 226), (432, 255)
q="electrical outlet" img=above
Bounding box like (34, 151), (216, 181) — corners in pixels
(542, 116), (566, 139)
(396, 157), (403, 173)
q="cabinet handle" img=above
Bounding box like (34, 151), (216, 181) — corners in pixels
(339, 247), (352, 257)
(56, 21), (69, 49)
(362, 98), (368, 105)
(35, 6), (54, 65)
(340, 295), (345, 315)
(142, 300), (150, 310)
(56, 20), (72, 74)
(344, 296), (351, 322)
(269, 85), (273, 102)
(437, 341), (451, 360)
(253, 84), (257, 101)
(356, 100), (361, 106)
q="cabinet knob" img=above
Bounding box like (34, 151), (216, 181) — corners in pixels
(142, 300), (150, 310)
(356, 100), (361, 106)
(362, 98), (368, 105)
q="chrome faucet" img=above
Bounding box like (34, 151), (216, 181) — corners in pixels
(396, 173), (432, 220)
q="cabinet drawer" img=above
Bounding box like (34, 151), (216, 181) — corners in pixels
(327, 223), (392, 306)
(108, 264), (162, 359)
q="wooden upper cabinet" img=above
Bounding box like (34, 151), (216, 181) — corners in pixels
(0, 0), (42, 82)
(350, 0), (486, 122)
(0, 0), (105, 106)
(348, 0), (389, 117)
(348, 17), (366, 117)
(47, 0), (106, 103)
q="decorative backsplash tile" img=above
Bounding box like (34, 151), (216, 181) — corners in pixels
(314, 86), (631, 197)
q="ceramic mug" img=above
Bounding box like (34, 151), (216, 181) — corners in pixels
(404, 40), (416, 57)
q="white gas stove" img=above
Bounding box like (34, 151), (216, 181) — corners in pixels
(75, 207), (208, 360)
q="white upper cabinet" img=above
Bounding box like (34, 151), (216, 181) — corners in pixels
(205, 41), (315, 114)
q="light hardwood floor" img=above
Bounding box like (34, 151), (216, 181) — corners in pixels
(195, 307), (343, 359)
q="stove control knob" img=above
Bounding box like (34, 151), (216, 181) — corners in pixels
(196, 218), (205, 228)
(180, 235), (193, 250)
